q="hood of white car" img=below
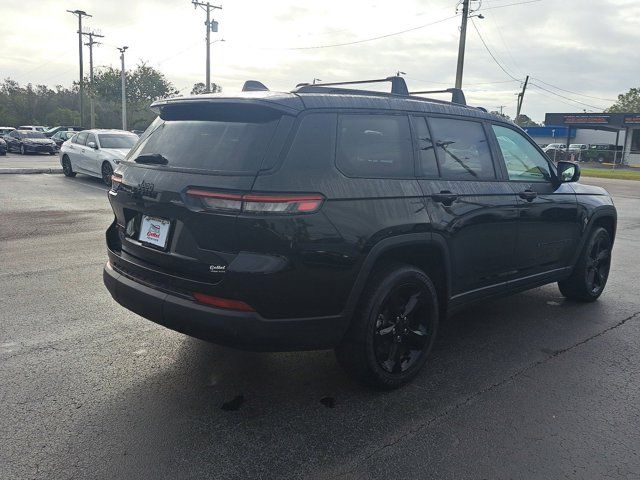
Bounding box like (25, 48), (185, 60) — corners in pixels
(101, 148), (131, 161)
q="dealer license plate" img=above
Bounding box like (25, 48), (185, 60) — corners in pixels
(138, 215), (171, 249)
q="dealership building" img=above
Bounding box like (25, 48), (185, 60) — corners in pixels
(541, 113), (640, 165)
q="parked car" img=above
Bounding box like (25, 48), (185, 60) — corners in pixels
(0, 127), (15, 136)
(4, 130), (57, 154)
(567, 143), (588, 161)
(545, 143), (566, 150)
(60, 129), (139, 185)
(0, 137), (6, 155)
(543, 146), (566, 161)
(17, 125), (48, 132)
(45, 125), (83, 137)
(50, 130), (77, 148)
(582, 144), (623, 164)
(103, 77), (617, 389)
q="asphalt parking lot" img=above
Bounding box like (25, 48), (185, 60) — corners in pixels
(1, 173), (639, 479)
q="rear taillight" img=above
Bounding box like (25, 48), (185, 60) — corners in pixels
(186, 189), (324, 214)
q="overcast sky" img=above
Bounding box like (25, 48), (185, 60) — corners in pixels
(2, 0), (638, 121)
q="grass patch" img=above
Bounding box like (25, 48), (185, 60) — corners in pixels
(580, 168), (640, 181)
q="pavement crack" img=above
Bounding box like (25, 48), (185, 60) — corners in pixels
(334, 309), (640, 478)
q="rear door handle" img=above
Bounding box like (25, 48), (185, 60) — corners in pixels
(432, 190), (458, 205)
(518, 189), (537, 201)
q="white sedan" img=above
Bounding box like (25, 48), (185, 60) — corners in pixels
(60, 129), (139, 185)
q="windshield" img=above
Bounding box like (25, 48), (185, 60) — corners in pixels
(25, 132), (46, 139)
(126, 104), (282, 173)
(98, 134), (138, 149)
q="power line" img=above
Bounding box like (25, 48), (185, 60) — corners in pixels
(480, 0), (543, 11)
(470, 19), (521, 81)
(530, 77), (617, 103)
(251, 14), (459, 50)
(528, 82), (606, 110)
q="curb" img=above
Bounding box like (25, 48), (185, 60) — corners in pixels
(0, 168), (64, 174)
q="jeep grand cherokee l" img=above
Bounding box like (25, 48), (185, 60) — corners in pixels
(103, 77), (616, 389)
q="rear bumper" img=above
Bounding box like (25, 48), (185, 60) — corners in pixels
(103, 261), (347, 351)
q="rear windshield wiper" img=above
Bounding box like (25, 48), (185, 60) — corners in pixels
(133, 153), (169, 165)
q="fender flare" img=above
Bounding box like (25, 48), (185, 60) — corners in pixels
(570, 205), (617, 267)
(342, 232), (452, 321)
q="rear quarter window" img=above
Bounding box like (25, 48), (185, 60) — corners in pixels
(336, 114), (414, 178)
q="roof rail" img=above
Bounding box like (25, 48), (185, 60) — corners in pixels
(295, 76), (409, 96)
(410, 88), (466, 106)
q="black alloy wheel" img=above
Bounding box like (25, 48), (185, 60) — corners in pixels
(101, 162), (113, 186)
(559, 227), (611, 301)
(373, 283), (431, 374)
(584, 231), (611, 296)
(336, 263), (439, 389)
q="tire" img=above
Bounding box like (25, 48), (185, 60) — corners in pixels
(597, 155), (605, 164)
(101, 162), (113, 186)
(558, 227), (612, 302)
(20, 145), (26, 155)
(61, 155), (76, 178)
(335, 263), (439, 389)
(49, 151), (56, 155)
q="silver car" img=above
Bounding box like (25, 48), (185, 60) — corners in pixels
(59, 129), (139, 185)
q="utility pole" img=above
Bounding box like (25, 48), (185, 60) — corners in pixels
(67, 10), (91, 127)
(455, 0), (469, 89)
(516, 75), (530, 124)
(192, 1), (222, 93)
(496, 105), (506, 115)
(117, 46), (128, 130)
(83, 31), (104, 129)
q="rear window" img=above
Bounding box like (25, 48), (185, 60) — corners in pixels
(98, 133), (137, 149)
(126, 104), (282, 173)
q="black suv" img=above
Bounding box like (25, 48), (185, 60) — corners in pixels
(103, 77), (616, 388)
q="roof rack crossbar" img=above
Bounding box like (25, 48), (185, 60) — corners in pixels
(296, 76), (409, 95)
(410, 88), (466, 106)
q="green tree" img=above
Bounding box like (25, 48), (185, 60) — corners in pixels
(515, 114), (540, 127)
(607, 88), (640, 112)
(87, 63), (177, 129)
(490, 111), (511, 121)
(190, 82), (222, 95)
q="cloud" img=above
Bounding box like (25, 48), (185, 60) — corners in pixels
(1, 0), (637, 121)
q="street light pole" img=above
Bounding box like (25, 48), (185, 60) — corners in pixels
(117, 46), (128, 130)
(67, 9), (91, 127)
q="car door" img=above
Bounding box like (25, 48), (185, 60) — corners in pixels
(412, 115), (520, 302)
(67, 131), (88, 171)
(490, 124), (580, 283)
(83, 132), (100, 174)
(7, 131), (19, 151)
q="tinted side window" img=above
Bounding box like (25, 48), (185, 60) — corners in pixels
(429, 118), (495, 180)
(412, 116), (439, 177)
(75, 132), (88, 145)
(337, 114), (413, 178)
(492, 125), (551, 182)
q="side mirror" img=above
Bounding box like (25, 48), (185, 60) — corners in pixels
(557, 161), (580, 183)
(87, 141), (98, 149)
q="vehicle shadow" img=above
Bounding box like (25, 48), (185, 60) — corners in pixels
(47, 285), (623, 479)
